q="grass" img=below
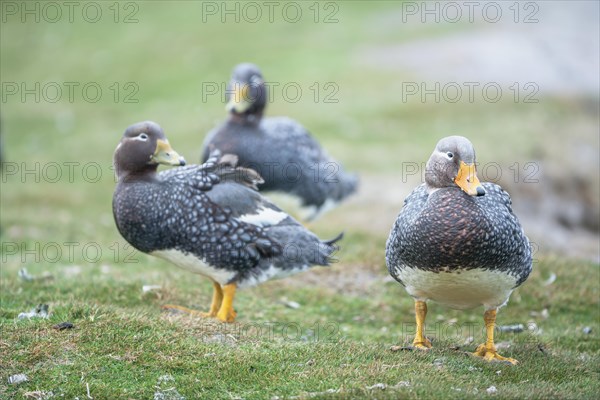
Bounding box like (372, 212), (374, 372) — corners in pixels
(1, 1), (599, 399)
(1, 257), (599, 399)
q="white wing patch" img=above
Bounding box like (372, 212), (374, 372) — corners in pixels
(237, 207), (288, 227)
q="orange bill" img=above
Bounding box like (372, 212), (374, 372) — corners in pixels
(454, 161), (485, 196)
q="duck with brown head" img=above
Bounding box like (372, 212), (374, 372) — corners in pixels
(113, 121), (342, 323)
(113, 121), (185, 180)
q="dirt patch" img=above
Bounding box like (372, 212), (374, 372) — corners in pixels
(281, 262), (387, 296)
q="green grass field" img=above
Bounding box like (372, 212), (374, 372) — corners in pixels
(1, 2), (599, 399)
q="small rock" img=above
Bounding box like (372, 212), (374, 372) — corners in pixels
(100, 264), (112, 274)
(18, 268), (53, 282)
(8, 373), (28, 385)
(18, 304), (49, 320)
(527, 321), (544, 335)
(18, 268), (35, 282)
(366, 383), (387, 390)
(530, 308), (550, 319)
(583, 326), (592, 334)
(283, 300), (301, 309)
(498, 324), (524, 333)
(487, 385), (497, 394)
(495, 342), (511, 350)
(142, 285), (162, 293)
(53, 322), (74, 330)
(63, 265), (82, 276)
(390, 345), (413, 351)
(527, 321), (538, 332)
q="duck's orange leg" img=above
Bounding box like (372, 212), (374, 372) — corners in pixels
(473, 309), (518, 364)
(216, 283), (237, 323)
(413, 300), (432, 350)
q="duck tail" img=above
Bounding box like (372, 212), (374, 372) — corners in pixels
(320, 232), (344, 265)
(324, 232), (344, 247)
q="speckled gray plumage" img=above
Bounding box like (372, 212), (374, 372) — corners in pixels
(386, 182), (532, 287)
(113, 151), (341, 287)
(201, 63), (357, 215)
(202, 116), (357, 211)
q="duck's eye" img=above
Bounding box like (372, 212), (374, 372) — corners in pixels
(446, 152), (454, 159)
(139, 133), (149, 141)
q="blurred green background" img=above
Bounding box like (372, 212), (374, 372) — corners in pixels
(1, 0), (598, 260)
(1, 1), (599, 399)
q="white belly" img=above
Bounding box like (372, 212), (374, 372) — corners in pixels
(151, 249), (309, 289)
(395, 267), (517, 310)
(151, 249), (236, 285)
